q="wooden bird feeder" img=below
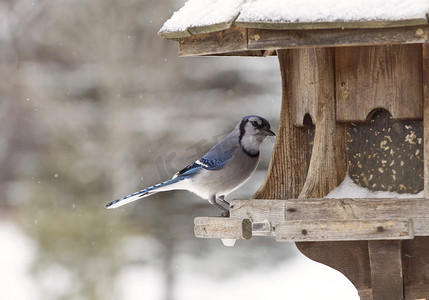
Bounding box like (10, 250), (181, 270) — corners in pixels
(159, 1), (429, 299)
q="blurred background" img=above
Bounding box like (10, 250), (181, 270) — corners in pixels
(0, 0), (358, 299)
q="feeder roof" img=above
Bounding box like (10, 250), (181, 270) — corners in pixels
(159, 0), (429, 39)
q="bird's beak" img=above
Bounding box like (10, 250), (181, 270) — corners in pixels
(261, 128), (276, 136)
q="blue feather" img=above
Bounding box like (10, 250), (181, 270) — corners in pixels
(198, 157), (227, 170)
(106, 177), (185, 209)
(174, 162), (203, 177)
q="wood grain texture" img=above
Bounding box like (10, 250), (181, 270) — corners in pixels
(194, 217), (252, 240)
(252, 49), (309, 200)
(252, 49), (369, 294)
(158, 29), (191, 39)
(297, 240), (372, 290)
(292, 48), (346, 198)
(423, 43), (429, 198)
(403, 237), (429, 300)
(236, 18), (429, 31)
(403, 44), (429, 300)
(369, 240), (404, 300)
(276, 219), (413, 242)
(358, 288), (373, 300)
(336, 44), (423, 122)
(289, 48), (319, 126)
(178, 26), (248, 57)
(231, 198), (429, 236)
(188, 22), (233, 35)
(287, 47), (364, 296)
(230, 199), (287, 223)
(247, 26), (429, 50)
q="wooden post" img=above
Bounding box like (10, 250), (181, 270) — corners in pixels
(423, 43), (429, 198)
(293, 47), (346, 198)
(271, 47), (370, 295)
(253, 49), (309, 199)
(368, 240), (404, 300)
(401, 42), (429, 300)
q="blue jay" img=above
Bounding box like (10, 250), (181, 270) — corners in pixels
(106, 115), (275, 215)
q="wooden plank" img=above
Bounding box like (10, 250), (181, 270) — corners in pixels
(236, 18), (429, 31)
(288, 48), (319, 126)
(231, 199), (287, 223)
(368, 240), (403, 300)
(298, 240), (372, 294)
(251, 221), (272, 236)
(275, 219), (413, 242)
(358, 288), (373, 300)
(289, 48), (346, 198)
(203, 50), (268, 57)
(194, 217), (252, 240)
(178, 26), (248, 57)
(336, 44), (423, 122)
(247, 26), (429, 50)
(252, 50), (310, 200)
(403, 237), (429, 299)
(423, 43), (429, 198)
(285, 47), (361, 294)
(230, 198), (429, 236)
(158, 29), (191, 39)
(188, 22), (233, 35)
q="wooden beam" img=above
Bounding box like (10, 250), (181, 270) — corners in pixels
(403, 237), (429, 300)
(289, 48), (346, 198)
(194, 217), (252, 240)
(275, 219), (413, 242)
(230, 198), (429, 236)
(369, 240), (404, 300)
(203, 50), (269, 57)
(247, 26), (429, 50)
(423, 43), (429, 198)
(188, 22), (233, 35)
(236, 18), (429, 31)
(178, 26), (248, 57)
(404, 43), (429, 300)
(252, 50), (309, 199)
(231, 199), (287, 222)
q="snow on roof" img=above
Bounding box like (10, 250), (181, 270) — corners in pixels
(159, 0), (429, 39)
(237, 0), (429, 25)
(159, 0), (244, 38)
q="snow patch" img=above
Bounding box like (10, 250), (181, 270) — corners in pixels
(326, 174), (423, 199)
(0, 221), (38, 300)
(237, 0), (429, 24)
(160, 0), (243, 33)
(161, 0), (429, 34)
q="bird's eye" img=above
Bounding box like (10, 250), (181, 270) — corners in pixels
(251, 121), (258, 127)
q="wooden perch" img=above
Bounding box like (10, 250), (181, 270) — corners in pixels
(194, 217), (252, 240)
(275, 219), (413, 242)
(230, 198), (429, 237)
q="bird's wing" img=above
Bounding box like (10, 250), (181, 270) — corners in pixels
(174, 138), (238, 178)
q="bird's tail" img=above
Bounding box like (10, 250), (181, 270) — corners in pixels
(106, 177), (185, 209)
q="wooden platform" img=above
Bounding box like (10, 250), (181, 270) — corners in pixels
(195, 198), (429, 300)
(195, 198), (429, 241)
